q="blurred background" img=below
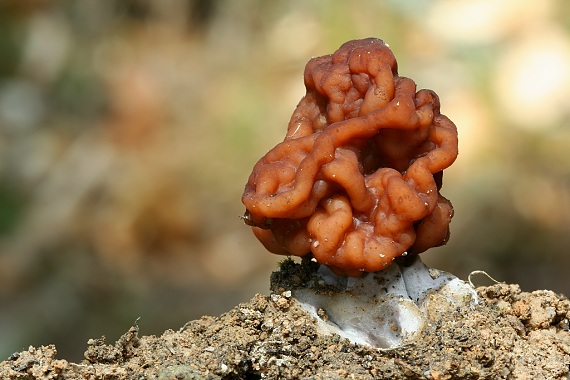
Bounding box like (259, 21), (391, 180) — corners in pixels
(1, 0), (569, 361)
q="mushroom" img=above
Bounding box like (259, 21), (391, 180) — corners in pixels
(242, 38), (477, 348)
(243, 38), (457, 276)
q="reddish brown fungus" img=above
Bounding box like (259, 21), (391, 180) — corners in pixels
(242, 38), (458, 276)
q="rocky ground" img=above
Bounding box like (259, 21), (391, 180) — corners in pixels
(2, 260), (570, 379)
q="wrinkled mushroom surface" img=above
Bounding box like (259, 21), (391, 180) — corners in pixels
(242, 38), (458, 276)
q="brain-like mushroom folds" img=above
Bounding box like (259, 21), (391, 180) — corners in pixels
(242, 38), (458, 276)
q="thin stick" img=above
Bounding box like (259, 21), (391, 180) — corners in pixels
(468, 270), (504, 288)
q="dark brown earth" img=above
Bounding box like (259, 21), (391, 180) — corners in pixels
(2, 260), (570, 379)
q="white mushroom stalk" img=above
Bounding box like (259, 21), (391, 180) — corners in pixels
(275, 257), (478, 349)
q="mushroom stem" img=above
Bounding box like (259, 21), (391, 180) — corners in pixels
(286, 257), (478, 348)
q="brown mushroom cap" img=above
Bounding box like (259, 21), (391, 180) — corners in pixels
(242, 38), (458, 276)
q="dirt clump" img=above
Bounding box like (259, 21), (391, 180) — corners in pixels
(2, 263), (570, 379)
